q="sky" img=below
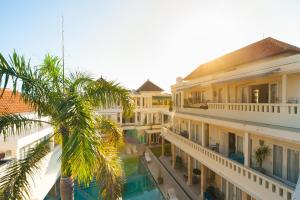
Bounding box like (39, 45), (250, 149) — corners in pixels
(1, 0), (300, 92)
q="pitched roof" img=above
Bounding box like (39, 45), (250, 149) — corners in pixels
(0, 89), (33, 114)
(136, 80), (164, 92)
(185, 37), (300, 80)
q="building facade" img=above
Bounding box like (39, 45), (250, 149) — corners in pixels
(161, 38), (300, 200)
(96, 80), (171, 146)
(0, 90), (60, 200)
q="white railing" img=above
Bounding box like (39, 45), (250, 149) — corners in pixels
(182, 103), (300, 128)
(186, 103), (300, 115)
(162, 127), (294, 200)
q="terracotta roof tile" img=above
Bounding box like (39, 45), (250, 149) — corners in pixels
(185, 37), (300, 80)
(0, 89), (33, 115)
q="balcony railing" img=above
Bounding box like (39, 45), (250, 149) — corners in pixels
(161, 127), (294, 200)
(181, 103), (300, 128)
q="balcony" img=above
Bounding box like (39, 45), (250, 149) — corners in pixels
(181, 103), (300, 129)
(161, 127), (294, 200)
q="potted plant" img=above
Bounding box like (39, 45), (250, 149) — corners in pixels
(157, 170), (163, 184)
(175, 156), (183, 169)
(192, 168), (201, 184)
(254, 144), (270, 173)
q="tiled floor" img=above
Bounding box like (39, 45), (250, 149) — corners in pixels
(160, 156), (202, 200)
(145, 150), (192, 200)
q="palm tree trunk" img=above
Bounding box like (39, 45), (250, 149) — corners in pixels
(60, 126), (74, 200)
(60, 176), (74, 200)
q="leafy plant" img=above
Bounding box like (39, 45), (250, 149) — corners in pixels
(0, 52), (134, 200)
(157, 170), (163, 184)
(254, 144), (270, 170)
(175, 156), (183, 169)
(193, 168), (201, 175)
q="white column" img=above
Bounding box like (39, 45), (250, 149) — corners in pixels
(201, 164), (207, 199)
(282, 74), (287, 104)
(120, 112), (123, 125)
(162, 137), (165, 156)
(243, 132), (250, 167)
(225, 84), (229, 103)
(134, 112), (137, 124)
(171, 144), (176, 169)
(181, 91), (184, 109)
(201, 122), (208, 147)
(188, 120), (191, 140)
(187, 155), (193, 185)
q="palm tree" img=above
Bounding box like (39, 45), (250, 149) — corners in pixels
(0, 52), (134, 200)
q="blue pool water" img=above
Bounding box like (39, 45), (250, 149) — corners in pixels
(45, 156), (164, 200)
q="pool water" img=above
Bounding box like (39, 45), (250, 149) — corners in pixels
(45, 156), (164, 200)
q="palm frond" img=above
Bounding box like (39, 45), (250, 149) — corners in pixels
(0, 137), (51, 200)
(0, 52), (51, 115)
(0, 114), (51, 139)
(39, 54), (65, 93)
(95, 116), (123, 146)
(68, 72), (93, 93)
(59, 95), (99, 184)
(95, 144), (124, 200)
(85, 78), (135, 117)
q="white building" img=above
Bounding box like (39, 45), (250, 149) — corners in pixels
(161, 37), (300, 200)
(0, 90), (60, 200)
(97, 80), (171, 146)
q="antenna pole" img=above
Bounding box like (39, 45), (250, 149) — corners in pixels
(62, 16), (65, 91)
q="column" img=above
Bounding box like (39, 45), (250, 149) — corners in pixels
(120, 112), (123, 125)
(225, 84), (229, 103)
(134, 112), (138, 124)
(171, 144), (176, 169)
(187, 155), (193, 185)
(181, 91), (184, 109)
(201, 164), (207, 199)
(162, 137), (165, 156)
(148, 133), (151, 146)
(188, 120), (191, 140)
(242, 191), (249, 200)
(201, 122), (208, 147)
(282, 74), (287, 104)
(243, 132), (250, 167)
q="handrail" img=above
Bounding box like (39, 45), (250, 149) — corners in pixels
(162, 127), (294, 200)
(184, 102), (300, 115)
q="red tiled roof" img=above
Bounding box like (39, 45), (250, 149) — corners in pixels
(185, 37), (300, 80)
(0, 89), (33, 114)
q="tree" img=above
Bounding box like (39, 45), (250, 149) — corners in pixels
(0, 52), (134, 200)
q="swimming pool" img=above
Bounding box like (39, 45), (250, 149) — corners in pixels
(45, 156), (164, 200)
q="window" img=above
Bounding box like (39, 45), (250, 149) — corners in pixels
(287, 149), (299, 184)
(273, 145), (283, 178)
(236, 136), (243, 154)
(270, 84), (278, 103)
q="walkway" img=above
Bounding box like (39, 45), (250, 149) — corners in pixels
(145, 148), (192, 200)
(160, 156), (201, 200)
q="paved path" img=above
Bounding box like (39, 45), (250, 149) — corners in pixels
(145, 148), (192, 200)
